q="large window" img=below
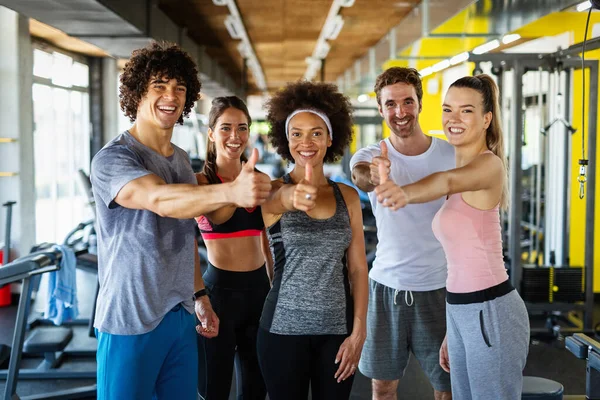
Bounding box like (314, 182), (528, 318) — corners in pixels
(32, 45), (91, 243)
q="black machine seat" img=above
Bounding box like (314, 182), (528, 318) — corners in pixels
(522, 376), (564, 400)
(23, 327), (73, 354)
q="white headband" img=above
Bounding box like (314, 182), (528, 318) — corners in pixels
(284, 109), (333, 140)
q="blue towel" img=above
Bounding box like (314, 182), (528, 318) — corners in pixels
(45, 245), (79, 325)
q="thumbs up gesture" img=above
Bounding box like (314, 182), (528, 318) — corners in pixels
(373, 142), (408, 211)
(231, 148), (272, 208)
(292, 162), (318, 212)
(370, 141), (391, 186)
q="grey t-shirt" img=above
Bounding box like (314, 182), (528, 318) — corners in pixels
(90, 131), (197, 335)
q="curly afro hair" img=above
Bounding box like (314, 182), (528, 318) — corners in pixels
(119, 41), (201, 124)
(265, 80), (354, 164)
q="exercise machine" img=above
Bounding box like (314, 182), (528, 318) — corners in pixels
(0, 247), (96, 399)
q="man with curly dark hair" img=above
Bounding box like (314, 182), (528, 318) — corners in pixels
(350, 67), (454, 400)
(90, 42), (271, 400)
(256, 81), (369, 400)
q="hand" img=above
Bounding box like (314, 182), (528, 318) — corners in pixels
(374, 180), (408, 211)
(292, 163), (318, 212)
(231, 148), (272, 208)
(334, 332), (365, 383)
(439, 335), (450, 373)
(194, 296), (220, 339)
(369, 141), (391, 186)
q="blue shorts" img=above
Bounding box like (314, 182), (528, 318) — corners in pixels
(96, 304), (198, 400)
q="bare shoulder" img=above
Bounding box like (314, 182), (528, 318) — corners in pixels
(477, 151), (504, 172)
(336, 182), (360, 206)
(195, 173), (209, 185)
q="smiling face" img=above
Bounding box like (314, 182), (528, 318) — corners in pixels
(378, 82), (421, 139)
(442, 86), (492, 148)
(136, 76), (187, 131)
(287, 112), (332, 168)
(209, 107), (250, 160)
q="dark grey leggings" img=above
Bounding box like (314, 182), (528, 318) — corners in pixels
(198, 264), (270, 400)
(446, 289), (530, 400)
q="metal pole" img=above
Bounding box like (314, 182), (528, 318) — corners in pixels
(535, 70), (544, 264)
(509, 63), (524, 290)
(2, 202), (15, 264)
(3, 276), (32, 400)
(89, 58), (103, 157)
(584, 60), (597, 330)
(562, 69), (572, 265)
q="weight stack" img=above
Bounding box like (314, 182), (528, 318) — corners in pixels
(521, 266), (584, 303)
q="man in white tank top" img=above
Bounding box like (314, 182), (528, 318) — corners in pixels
(350, 67), (454, 400)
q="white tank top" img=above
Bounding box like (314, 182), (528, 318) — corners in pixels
(350, 137), (455, 291)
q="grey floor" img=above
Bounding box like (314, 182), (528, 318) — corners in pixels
(0, 269), (592, 399)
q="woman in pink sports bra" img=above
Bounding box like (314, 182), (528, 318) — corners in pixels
(374, 75), (529, 399)
(195, 96), (271, 400)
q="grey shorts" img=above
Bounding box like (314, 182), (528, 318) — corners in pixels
(358, 279), (451, 392)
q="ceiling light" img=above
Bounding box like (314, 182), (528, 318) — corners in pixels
(449, 52), (469, 65)
(357, 94), (370, 103)
(213, 0), (267, 93)
(237, 42), (250, 59)
(432, 59), (450, 72)
(577, 1), (592, 11)
(325, 15), (345, 40)
(338, 0), (356, 7)
(224, 15), (242, 39)
(315, 41), (331, 59)
(419, 67), (433, 77)
(501, 33), (521, 45)
(472, 39), (500, 55)
(304, 0), (354, 80)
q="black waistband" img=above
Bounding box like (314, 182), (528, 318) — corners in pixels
(446, 279), (514, 305)
(203, 262), (269, 290)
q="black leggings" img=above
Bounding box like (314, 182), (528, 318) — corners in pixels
(256, 328), (354, 400)
(198, 263), (270, 400)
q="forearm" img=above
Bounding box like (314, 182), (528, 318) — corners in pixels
(404, 171), (450, 205)
(149, 183), (235, 219)
(349, 267), (368, 338)
(262, 184), (296, 215)
(352, 164), (375, 193)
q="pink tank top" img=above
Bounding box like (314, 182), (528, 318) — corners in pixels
(431, 193), (508, 293)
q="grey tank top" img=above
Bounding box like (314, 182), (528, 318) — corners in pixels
(260, 174), (353, 335)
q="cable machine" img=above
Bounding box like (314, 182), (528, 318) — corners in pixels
(469, 43), (597, 333)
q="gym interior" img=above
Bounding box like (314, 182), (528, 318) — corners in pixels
(1, 0), (600, 399)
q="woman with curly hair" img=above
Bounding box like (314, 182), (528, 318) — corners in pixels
(195, 96), (270, 400)
(257, 81), (369, 400)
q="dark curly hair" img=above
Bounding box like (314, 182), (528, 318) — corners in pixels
(119, 41), (201, 124)
(374, 67), (422, 106)
(265, 80), (353, 163)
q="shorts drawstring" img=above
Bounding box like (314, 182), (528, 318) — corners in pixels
(393, 289), (414, 307)
(405, 290), (414, 307)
